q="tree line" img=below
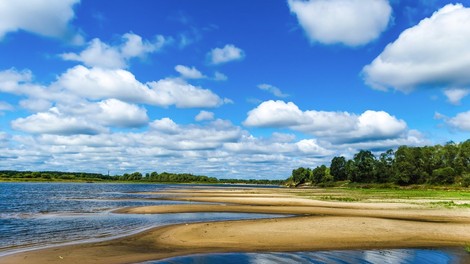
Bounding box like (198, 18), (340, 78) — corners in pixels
(288, 140), (470, 187)
(0, 170), (283, 185)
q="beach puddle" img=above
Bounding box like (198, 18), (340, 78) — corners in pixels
(149, 248), (470, 264)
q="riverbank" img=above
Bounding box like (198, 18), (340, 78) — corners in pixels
(1, 186), (470, 264)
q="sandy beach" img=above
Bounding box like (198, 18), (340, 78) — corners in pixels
(1, 186), (470, 264)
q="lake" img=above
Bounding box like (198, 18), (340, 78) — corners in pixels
(0, 182), (468, 263)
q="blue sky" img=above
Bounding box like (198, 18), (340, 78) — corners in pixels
(1, 0), (469, 179)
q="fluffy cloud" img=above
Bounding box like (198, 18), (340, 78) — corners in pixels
(61, 33), (167, 68)
(195, 111), (215, 121)
(244, 100), (408, 143)
(258, 83), (289, 98)
(363, 4), (470, 95)
(288, 0), (391, 46)
(11, 99), (148, 135)
(56, 65), (225, 108)
(11, 107), (107, 135)
(0, 0), (82, 43)
(208, 44), (245, 64)
(439, 111), (470, 132)
(96, 99), (148, 128)
(443, 88), (470, 105)
(175, 65), (206, 79)
(148, 78), (225, 108)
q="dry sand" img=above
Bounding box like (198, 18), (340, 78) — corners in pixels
(1, 187), (470, 264)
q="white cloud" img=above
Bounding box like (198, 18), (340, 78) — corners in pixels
(56, 65), (226, 108)
(244, 100), (408, 143)
(175, 65), (206, 79)
(443, 88), (470, 105)
(19, 98), (52, 112)
(0, 101), (13, 111)
(213, 71), (228, 81)
(445, 111), (470, 132)
(258, 83), (289, 98)
(208, 44), (245, 64)
(61, 33), (168, 68)
(148, 78), (225, 108)
(195, 111), (215, 121)
(363, 4), (470, 95)
(96, 99), (148, 128)
(288, 0), (391, 46)
(0, 0), (82, 43)
(244, 100), (303, 127)
(11, 98), (148, 135)
(11, 107), (107, 135)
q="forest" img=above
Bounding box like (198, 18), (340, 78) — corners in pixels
(288, 140), (470, 187)
(0, 170), (283, 185)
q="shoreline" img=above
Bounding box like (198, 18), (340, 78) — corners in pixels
(1, 187), (470, 264)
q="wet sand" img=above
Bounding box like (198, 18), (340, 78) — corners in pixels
(1, 187), (470, 264)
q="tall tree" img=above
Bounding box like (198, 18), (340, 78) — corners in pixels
(351, 150), (376, 183)
(330, 156), (347, 181)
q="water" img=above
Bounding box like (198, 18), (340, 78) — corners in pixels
(150, 249), (467, 264)
(0, 182), (468, 263)
(0, 182), (281, 255)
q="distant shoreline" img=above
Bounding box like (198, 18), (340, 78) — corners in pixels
(1, 186), (470, 264)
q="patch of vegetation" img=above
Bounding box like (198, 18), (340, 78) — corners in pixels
(319, 196), (360, 202)
(429, 201), (470, 208)
(465, 244), (470, 254)
(0, 170), (284, 185)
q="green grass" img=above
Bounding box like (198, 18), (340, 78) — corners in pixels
(293, 186), (470, 204)
(465, 244), (470, 254)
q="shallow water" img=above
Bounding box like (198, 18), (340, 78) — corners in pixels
(150, 249), (469, 264)
(0, 182), (282, 255)
(1, 182), (469, 263)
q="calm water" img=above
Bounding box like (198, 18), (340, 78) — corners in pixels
(150, 249), (469, 264)
(0, 182), (282, 256)
(0, 182), (468, 263)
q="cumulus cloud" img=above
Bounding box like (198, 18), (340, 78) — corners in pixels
(96, 99), (148, 128)
(61, 33), (167, 68)
(0, 0), (83, 43)
(244, 100), (408, 143)
(363, 4), (470, 96)
(148, 78), (225, 108)
(11, 107), (107, 135)
(56, 65), (226, 108)
(195, 111), (215, 121)
(208, 44), (245, 64)
(258, 83), (289, 98)
(175, 65), (206, 79)
(11, 99), (148, 135)
(288, 0), (391, 46)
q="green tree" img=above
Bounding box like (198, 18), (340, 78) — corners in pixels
(291, 167), (311, 185)
(312, 165), (327, 184)
(330, 156), (347, 181)
(375, 149), (394, 183)
(350, 150), (376, 183)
